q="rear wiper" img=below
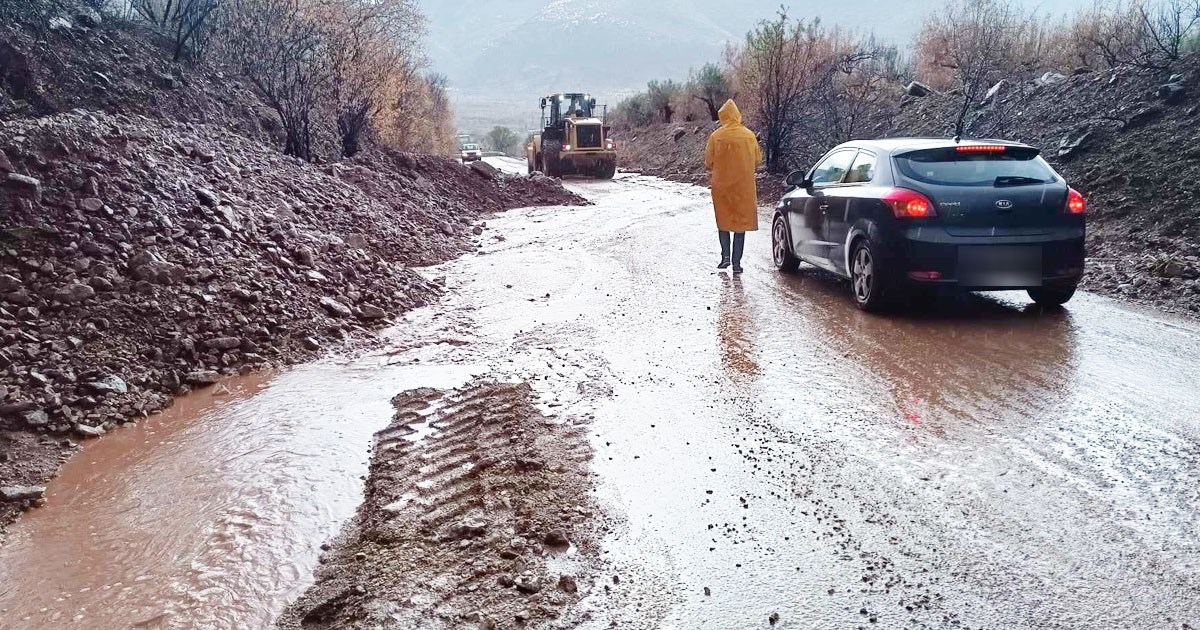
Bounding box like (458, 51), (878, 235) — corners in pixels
(994, 176), (1044, 187)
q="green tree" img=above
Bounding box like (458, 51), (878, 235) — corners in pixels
(486, 126), (521, 155)
(690, 63), (730, 121)
(647, 79), (682, 123)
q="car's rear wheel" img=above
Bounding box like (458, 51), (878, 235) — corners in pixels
(850, 239), (894, 312)
(771, 214), (800, 272)
(1028, 284), (1076, 307)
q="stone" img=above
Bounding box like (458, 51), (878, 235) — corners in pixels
(54, 282), (96, 304)
(80, 198), (105, 212)
(981, 80), (1007, 106)
(74, 7), (101, 27)
(514, 575), (542, 594)
(1158, 83), (1186, 104)
(544, 529), (571, 548)
(48, 16), (73, 31)
(20, 409), (50, 427)
(469, 160), (499, 180)
(132, 260), (186, 285)
(1124, 106), (1163, 130)
(0, 273), (20, 292)
(453, 517), (488, 539)
(74, 423), (106, 438)
(904, 81), (931, 97)
(358, 303), (387, 320)
(0, 149), (13, 172)
(1, 486), (47, 502)
(5, 173), (41, 199)
(320, 297), (353, 317)
(302, 337), (321, 351)
(79, 239), (112, 257)
(86, 375), (128, 395)
(204, 337), (242, 351)
(294, 246), (316, 267)
(672, 127), (688, 141)
(1057, 130), (1092, 159)
(196, 188), (220, 207)
(1035, 71), (1067, 87)
(557, 575), (578, 594)
(185, 370), (221, 386)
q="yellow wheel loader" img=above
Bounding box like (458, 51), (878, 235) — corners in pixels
(526, 93), (617, 179)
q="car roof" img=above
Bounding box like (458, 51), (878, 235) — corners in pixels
(837, 138), (1036, 154)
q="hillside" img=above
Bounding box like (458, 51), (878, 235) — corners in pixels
(0, 12), (585, 533)
(615, 62), (1200, 315)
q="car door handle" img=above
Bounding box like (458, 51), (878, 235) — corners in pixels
(819, 204), (830, 211)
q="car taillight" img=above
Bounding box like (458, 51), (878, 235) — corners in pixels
(1066, 187), (1086, 214)
(883, 188), (936, 218)
(956, 144), (1007, 153)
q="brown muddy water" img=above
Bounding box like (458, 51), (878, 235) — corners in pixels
(0, 360), (482, 629)
(3, 161), (1200, 629)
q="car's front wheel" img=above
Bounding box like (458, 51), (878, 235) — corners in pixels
(1028, 284), (1077, 307)
(771, 214), (799, 272)
(850, 239), (894, 312)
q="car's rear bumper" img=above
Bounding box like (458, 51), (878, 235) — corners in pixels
(891, 226), (1085, 290)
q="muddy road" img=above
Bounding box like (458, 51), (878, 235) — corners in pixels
(2, 161), (1199, 629)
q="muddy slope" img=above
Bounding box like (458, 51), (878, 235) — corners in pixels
(277, 381), (599, 630)
(614, 61), (1200, 315)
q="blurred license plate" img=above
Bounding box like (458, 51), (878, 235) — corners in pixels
(958, 246), (1041, 287)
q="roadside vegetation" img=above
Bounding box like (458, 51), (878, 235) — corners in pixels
(613, 0), (1200, 174)
(1, 0), (456, 159)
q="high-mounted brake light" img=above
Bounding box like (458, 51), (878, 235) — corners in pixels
(956, 145), (1008, 153)
(1066, 187), (1086, 214)
(883, 188), (936, 218)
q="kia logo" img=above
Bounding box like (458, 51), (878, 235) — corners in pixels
(995, 199), (1014, 210)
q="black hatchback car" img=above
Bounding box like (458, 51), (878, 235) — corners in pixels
(772, 138), (1086, 311)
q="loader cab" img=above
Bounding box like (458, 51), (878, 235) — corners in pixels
(542, 93), (597, 128)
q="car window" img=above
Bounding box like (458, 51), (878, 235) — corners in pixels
(894, 149), (1057, 187)
(809, 150), (857, 186)
(844, 152), (876, 183)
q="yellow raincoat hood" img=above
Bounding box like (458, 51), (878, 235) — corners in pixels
(705, 100), (762, 232)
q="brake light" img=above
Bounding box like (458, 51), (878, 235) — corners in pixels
(1066, 187), (1086, 214)
(956, 144), (1008, 153)
(883, 188), (936, 218)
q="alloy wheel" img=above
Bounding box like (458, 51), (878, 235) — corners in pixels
(772, 219), (786, 267)
(852, 246), (873, 303)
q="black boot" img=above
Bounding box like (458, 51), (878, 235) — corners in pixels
(718, 231), (731, 269)
(731, 232), (745, 274)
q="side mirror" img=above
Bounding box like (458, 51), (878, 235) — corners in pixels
(540, 98), (547, 109)
(589, 97), (597, 109)
(786, 170), (810, 189)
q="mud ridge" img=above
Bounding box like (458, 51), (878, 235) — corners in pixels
(277, 381), (599, 630)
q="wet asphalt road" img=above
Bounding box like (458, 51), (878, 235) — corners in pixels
(475, 159), (1200, 629)
(2, 161), (1198, 629)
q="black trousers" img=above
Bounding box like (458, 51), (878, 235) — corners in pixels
(719, 231), (745, 266)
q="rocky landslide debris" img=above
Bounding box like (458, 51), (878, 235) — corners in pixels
(276, 381), (600, 630)
(0, 109), (585, 531)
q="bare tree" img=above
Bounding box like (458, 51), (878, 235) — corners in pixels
(131, 0), (221, 61)
(647, 79), (681, 123)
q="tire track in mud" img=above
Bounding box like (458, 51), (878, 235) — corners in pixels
(277, 381), (599, 630)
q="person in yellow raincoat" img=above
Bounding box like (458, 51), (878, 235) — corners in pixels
(705, 100), (763, 274)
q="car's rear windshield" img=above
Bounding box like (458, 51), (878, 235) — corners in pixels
(463, 144), (479, 150)
(894, 147), (1057, 187)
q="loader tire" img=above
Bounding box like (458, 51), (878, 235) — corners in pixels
(542, 140), (561, 178)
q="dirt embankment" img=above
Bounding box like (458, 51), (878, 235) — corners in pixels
(615, 62), (1200, 316)
(277, 381), (599, 630)
(0, 17), (586, 533)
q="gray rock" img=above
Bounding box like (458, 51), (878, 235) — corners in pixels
(981, 80), (1007, 105)
(672, 127), (688, 141)
(196, 188), (220, 207)
(74, 423), (106, 438)
(0, 273), (20, 292)
(86, 375), (128, 395)
(1, 486), (47, 502)
(320, 297), (353, 317)
(79, 239), (112, 257)
(132, 260), (186, 285)
(1158, 83), (1186, 104)
(0, 149), (13, 172)
(904, 81), (931, 97)
(54, 282), (96, 304)
(294, 246), (316, 267)
(470, 160), (499, 180)
(48, 16), (72, 31)
(302, 337), (321, 351)
(80, 198), (105, 212)
(185, 370), (221, 386)
(74, 7), (101, 27)
(358, 303), (387, 320)
(204, 337), (242, 351)
(1057, 130), (1092, 159)
(1035, 71), (1068, 87)
(20, 409), (50, 427)
(5, 173), (41, 198)
(454, 517), (488, 539)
